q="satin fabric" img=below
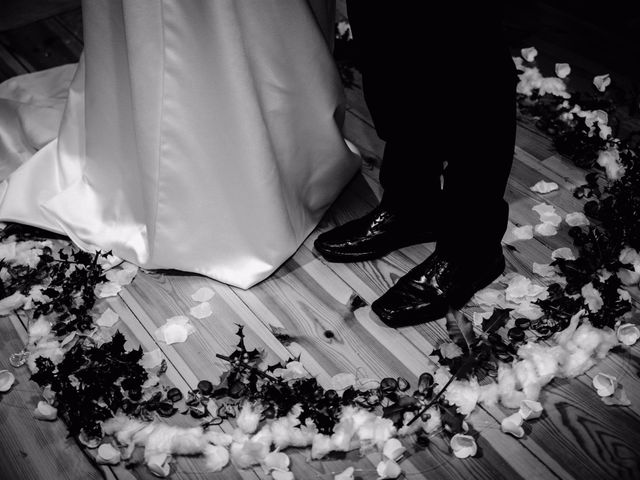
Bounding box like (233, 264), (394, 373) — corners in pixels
(0, 0), (359, 288)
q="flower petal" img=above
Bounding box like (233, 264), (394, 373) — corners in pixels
(551, 247), (575, 260)
(0, 369), (15, 392)
(593, 73), (611, 92)
(96, 443), (121, 465)
(189, 302), (213, 319)
(617, 324), (640, 346)
(376, 459), (402, 479)
(521, 47), (538, 62)
(592, 372), (617, 397)
(97, 308), (120, 328)
(565, 212), (589, 226)
(334, 466), (355, 480)
(512, 225), (534, 240)
(33, 400), (57, 421)
(191, 287), (215, 302)
(530, 180), (559, 194)
(501, 412), (525, 438)
(519, 399), (543, 420)
(450, 434), (477, 458)
(555, 63), (571, 78)
(382, 438), (406, 461)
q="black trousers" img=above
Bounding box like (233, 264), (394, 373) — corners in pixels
(346, 2), (517, 256)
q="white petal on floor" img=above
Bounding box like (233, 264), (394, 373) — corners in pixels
(535, 222), (558, 236)
(95, 282), (122, 298)
(565, 212), (590, 226)
(191, 287), (215, 302)
(141, 348), (164, 369)
(512, 225), (534, 240)
(96, 308), (120, 328)
(190, 302), (213, 319)
(530, 180), (559, 194)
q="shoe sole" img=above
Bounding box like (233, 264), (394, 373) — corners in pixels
(314, 234), (435, 263)
(373, 254), (505, 327)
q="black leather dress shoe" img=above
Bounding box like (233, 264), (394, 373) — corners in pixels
(314, 205), (435, 262)
(371, 247), (505, 327)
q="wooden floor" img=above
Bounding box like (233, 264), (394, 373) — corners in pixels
(1, 3), (640, 480)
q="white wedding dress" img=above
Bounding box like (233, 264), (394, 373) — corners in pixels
(0, 0), (359, 288)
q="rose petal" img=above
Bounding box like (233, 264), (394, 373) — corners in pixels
(501, 412), (525, 438)
(97, 308), (120, 328)
(191, 287), (215, 302)
(34, 400), (57, 421)
(140, 349), (164, 369)
(555, 63), (571, 78)
(617, 324), (640, 346)
(551, 247), (575, 260)
(593, 73), (611, 92)
(334, 466), (355, 480)
(450, 433), (477, 458)
(189, 302), (213, 319)
(473, 309), (493, 327)
(95, 282), (122, 298)
(204, 444), (230, 472)
(147, 453), (171, 477)
(533, 263), (556, 277)
(519, 399), (543, 420)
(592, 372), (617, 397)
(512, 225), (534, 240)
(0, 369), (15, 392)
(565, 212), (590, 226)
(521, 47), (538, 62)
(531, 180), (559, 194)
(330, 372), (357, 392)
(382, 438), (406, 461)
(96, 443), (121, 465)
(376, 459), (402, 479)
(154, 316), (195, 345)
(272, 471), (295, 480)
(535, 222), (558, 237)
(262, 451), (290, 473)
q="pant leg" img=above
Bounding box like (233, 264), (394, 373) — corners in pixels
(346, 1), (443, 213)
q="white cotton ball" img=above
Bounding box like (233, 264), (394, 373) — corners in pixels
(311, 434), (333, 460)
(562, 349), (595, 378)
(517, 343), (558, 383)
(572, 324), (603, 353)
(594, 328), (618, 358)
(204, 444), (229, 472)
(204, 430), (233, 447)
(330, 418), (356, 452)
(422, 407), (442, 435)
(0, 291), (27, 316)
(251, 426), (273, 449)
(230, 440), (268, 469)
(443, 379), (480, 416)
(237, 402), (262, 434)
(28, 318), (52, 344)
(477, 382), (500, 406)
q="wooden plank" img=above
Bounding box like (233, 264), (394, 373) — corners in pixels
(0, 314), (111, 480)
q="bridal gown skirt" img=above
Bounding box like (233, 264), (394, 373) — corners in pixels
(0, 0), (359, 288)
